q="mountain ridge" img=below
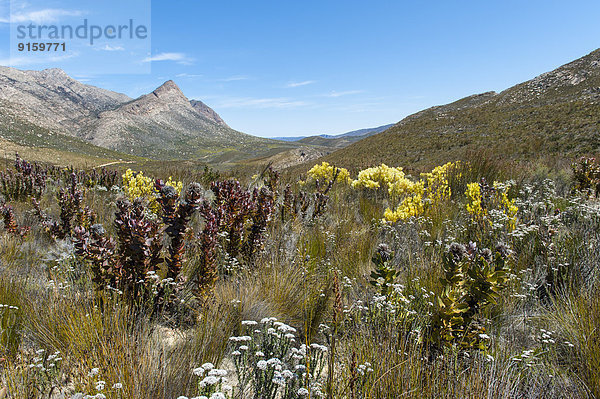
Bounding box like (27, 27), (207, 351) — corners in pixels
(315, 48), (600, 171)
(0, 66), (295, 164)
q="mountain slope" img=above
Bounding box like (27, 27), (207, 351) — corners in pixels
(318, 123), (395, 139)
(296, 123), (394, 149)
(0, 67), (297, 165)
(190, 99), (228, 126)
(319, 49), (600, 171)
(273, 123), (394, 144)
(79, 80), (294, 160)
(0, 66), (131, 134)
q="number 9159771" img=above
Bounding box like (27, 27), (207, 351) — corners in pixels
(17, 42), (66, 51)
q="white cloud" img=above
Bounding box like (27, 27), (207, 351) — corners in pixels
(98, 44), (124, 52)
(218, 75), (250, 82)
(322, 90), (364, 98)
(0, 9), (83, 24)
(285, 80), (315, 88)
(215, 96), (308, 109)
(142, 52), (192, 64)
(176, 73), (202, 78)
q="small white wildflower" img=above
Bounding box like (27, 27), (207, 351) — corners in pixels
(201, 376), (219, 386)
(208, 369), (227, 377)
(257, 360), (267, 370)
(112, 383), (123, 389)
(267, 358), (282, 366)
(298, 388), (309, 396)
(282, 370), (295, 379)
(201, 362), (214, 371)
(193, 367), (204, 376)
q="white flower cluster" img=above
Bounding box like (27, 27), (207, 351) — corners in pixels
(356, 362), (374, 375)
(71, 367), (123, 399)
(221, 317), (329, 398)
(28, 349), (62, 372)
(189, 362), (231, 398)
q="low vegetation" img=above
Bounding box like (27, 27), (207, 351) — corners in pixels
(0, 153), (598, 398)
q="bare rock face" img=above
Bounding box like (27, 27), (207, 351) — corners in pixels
(190, 99), (228, 126)
(116, 80), (193, 116)
(151, 80), (190, 104)
(0, 66), (131, 132)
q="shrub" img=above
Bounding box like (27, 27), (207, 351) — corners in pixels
(307, 162), (350, 186)
(0, 202), (29, 238)
(122, 168), (182, 212)
(0, 154), (47, 201)
(156, 180), (203, 281)
(571, 156), (600, 197)
(430, 242), (510, 350)
(465, 178), (518, 233)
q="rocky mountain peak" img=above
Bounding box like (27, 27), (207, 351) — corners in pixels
(152, 80), (188, 104)
(39, 68), (69, 77)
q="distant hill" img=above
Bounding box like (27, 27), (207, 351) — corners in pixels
(316, 48), (600, 171)
(319, 124), (395, 139)
(273, 123), (393, 142)
(0, 66), (296, 165)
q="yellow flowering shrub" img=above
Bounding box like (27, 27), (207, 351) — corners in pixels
(352, 162), (457, 223)
(421, 161), (457, 203)
(465, 180), (518, 231)
(383, 182), (425, 222)
(493, 181), (518, 230)
(307, 162), (350, 185)
(465, 182), (483, 216)
(352, 164), (406, 192)
(122, 169), (183, 212)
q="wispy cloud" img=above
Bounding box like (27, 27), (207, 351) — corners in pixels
(0, 9), (83, 24)
(214, 96), (308, 109)
(0, 53), (77, 67)
(218, 75), (250, 82)
(285, 80), (316, 88)
(322, 90), (364, 98)
(142, 52), (192, 65)
(98, 44), (124, 52)
(176, 73), (202, 78)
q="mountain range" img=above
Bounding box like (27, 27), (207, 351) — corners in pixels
(1, 48), (600, 171)
(0, 67), (296, 164)
(273, 123), (394, 142)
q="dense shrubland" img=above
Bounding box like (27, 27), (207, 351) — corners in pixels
(0, 153), (598, 398)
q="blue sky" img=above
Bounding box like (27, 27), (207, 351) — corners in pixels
(1, 0), (600, 137)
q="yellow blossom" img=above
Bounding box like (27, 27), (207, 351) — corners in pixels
(307, 162), (350, 185)
(121, 169), (183, 212)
